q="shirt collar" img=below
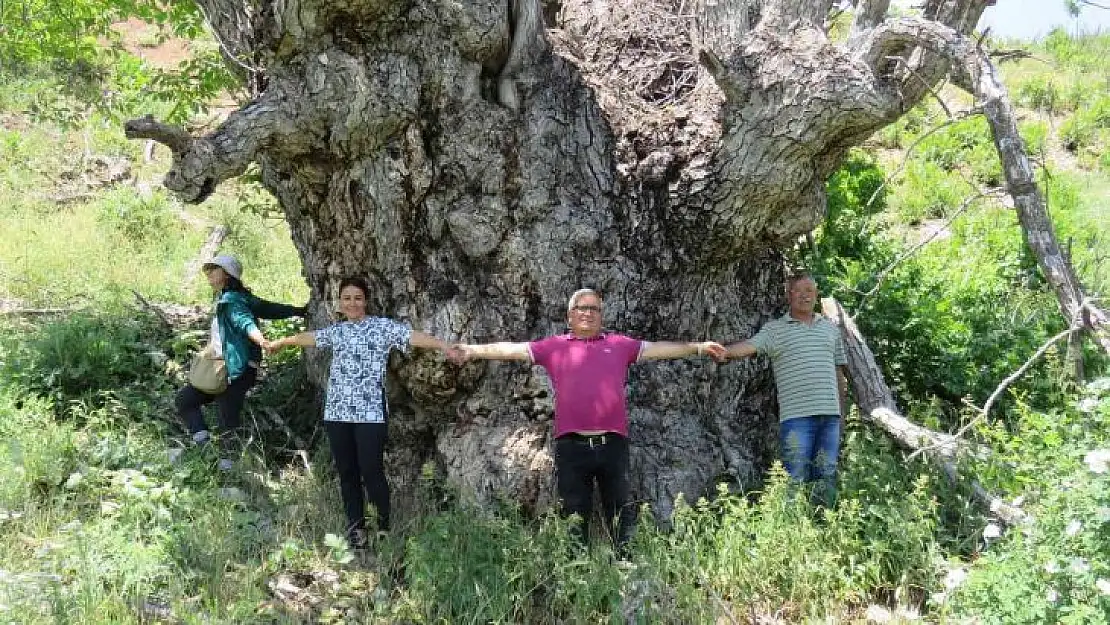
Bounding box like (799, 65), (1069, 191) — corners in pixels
(566, 331), (608, 341)
(782, 312), (822, 324)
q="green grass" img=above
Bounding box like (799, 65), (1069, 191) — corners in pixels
(0, 72), (307, 308)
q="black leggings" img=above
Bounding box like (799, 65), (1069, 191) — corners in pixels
(325, 421), (390, 533)
(175, 367), (258, 437)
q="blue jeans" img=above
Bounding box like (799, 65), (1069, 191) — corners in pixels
(779, 415), (841, 509)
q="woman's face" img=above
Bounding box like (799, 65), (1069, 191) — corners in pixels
(205, 266), (228, 291)
(338, 285), (369, 321)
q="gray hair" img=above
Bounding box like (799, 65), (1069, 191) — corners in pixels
(567, 288), (602, 313)
(786, 272), (815, 289)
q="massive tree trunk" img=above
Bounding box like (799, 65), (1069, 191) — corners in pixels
(127, 0), (1004, 519)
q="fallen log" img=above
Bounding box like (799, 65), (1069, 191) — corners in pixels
(182, 225), (229, 293)
(822, 297), (1026, 525)
(131, 290), (208, 329)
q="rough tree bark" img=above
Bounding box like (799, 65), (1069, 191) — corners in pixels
(127, 0), (1022, 519)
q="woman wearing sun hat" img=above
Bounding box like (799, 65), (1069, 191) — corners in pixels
(175, 254), (306, 469)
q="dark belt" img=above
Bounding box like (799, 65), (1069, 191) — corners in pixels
(560, 432), (619, 448)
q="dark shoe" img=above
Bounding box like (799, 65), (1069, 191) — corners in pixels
(348, 528), (369, 550)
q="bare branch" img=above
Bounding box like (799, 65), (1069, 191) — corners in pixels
(125, 93), (316, 203)
(124, 115), (194, 155)
(979, 326), (1082, 419)
(909, 301), (1090, 465)
(822, 298), (1026, 526)
(856, 16), (1110, 355)
(853, 187), (999, 317)
(862, 106), (983, 212)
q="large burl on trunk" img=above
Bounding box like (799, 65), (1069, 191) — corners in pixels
(128, 0), (1002, 519)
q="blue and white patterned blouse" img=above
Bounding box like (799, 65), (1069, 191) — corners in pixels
(314, 317), (412, 423)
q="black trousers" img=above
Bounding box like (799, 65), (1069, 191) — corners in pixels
(325, 421), (390, 534)
(175, 367), (257, 438)
(553, 433), (636, 551)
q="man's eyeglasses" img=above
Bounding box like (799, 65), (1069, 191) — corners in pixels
(572, 305), (601, 313)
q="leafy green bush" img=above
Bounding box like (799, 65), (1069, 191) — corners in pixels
(891, 160), (976, 222)
(96, 188), (178, 245)
(1015, 77), (1062, 113)
(1060, 95), (1110, 154)
(1, 313), (162, 403)
(945, 379), (1110, 624)
(1040, 28), (1110, 74)
(914, 117), (1002, 186)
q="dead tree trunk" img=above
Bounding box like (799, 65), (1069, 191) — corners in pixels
(850, 17), (1110, 355)
(128, 0), (1012, 519)
(182, 225), (229, 293)
(822, 298), (1026, 525)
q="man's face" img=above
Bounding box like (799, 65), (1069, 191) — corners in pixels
(787, 278), (818, 315)
(567, 293), (603, 337)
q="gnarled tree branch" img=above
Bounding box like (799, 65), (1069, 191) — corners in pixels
(124, 116), (194, 155)
(126, 95), (307, 203)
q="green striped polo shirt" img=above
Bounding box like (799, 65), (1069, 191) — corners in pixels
(748, 313), (847, 422)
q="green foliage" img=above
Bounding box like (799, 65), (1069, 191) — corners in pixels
(0, 0), (233, 127)
(95, 188), (179, 245)
(0, 313), (165, 404)
(1040, 28), (1110, 73)
(815, 149), (888, 260)
(808, 141), (1103, 427)
(1015, 76), (1063, 114)
(1059, 95), (1110, 164)
(945, 379), (1110, 624)
(0, 0), (205, 73)
(891, 159), (977, 222)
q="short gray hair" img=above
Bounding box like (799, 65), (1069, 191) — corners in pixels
(786, 272), (815, 289)
(567, 288), (602, 313)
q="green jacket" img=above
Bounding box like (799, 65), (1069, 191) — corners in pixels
(216, 291), (306, 381)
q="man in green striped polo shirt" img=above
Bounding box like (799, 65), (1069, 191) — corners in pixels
(722, 273), (849, 508)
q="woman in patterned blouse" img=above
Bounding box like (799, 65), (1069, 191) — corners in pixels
(268, 277), (462, 547)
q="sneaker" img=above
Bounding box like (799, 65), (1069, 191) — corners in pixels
(217, 458), (234, 472)
(192, 430), (211, 446)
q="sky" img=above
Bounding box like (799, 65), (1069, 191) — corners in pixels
(891, 0), (1110, 40)
(979, 0), (1110, 39)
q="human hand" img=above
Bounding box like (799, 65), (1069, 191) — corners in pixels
(445, 344), (469, 364)
(699, 341), (728, 362)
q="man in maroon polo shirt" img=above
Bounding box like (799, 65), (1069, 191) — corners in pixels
(458, 289), (725, 553)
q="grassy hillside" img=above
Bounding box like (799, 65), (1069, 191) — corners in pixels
(0, 27), (1107, 624)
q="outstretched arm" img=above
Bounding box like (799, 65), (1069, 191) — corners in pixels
(457, 342), (532, 362)
(722, 341), (759, 360)
(267, 331), (317, 352)
(411, 331), (466, 362)
(639, 341), (726, 361)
